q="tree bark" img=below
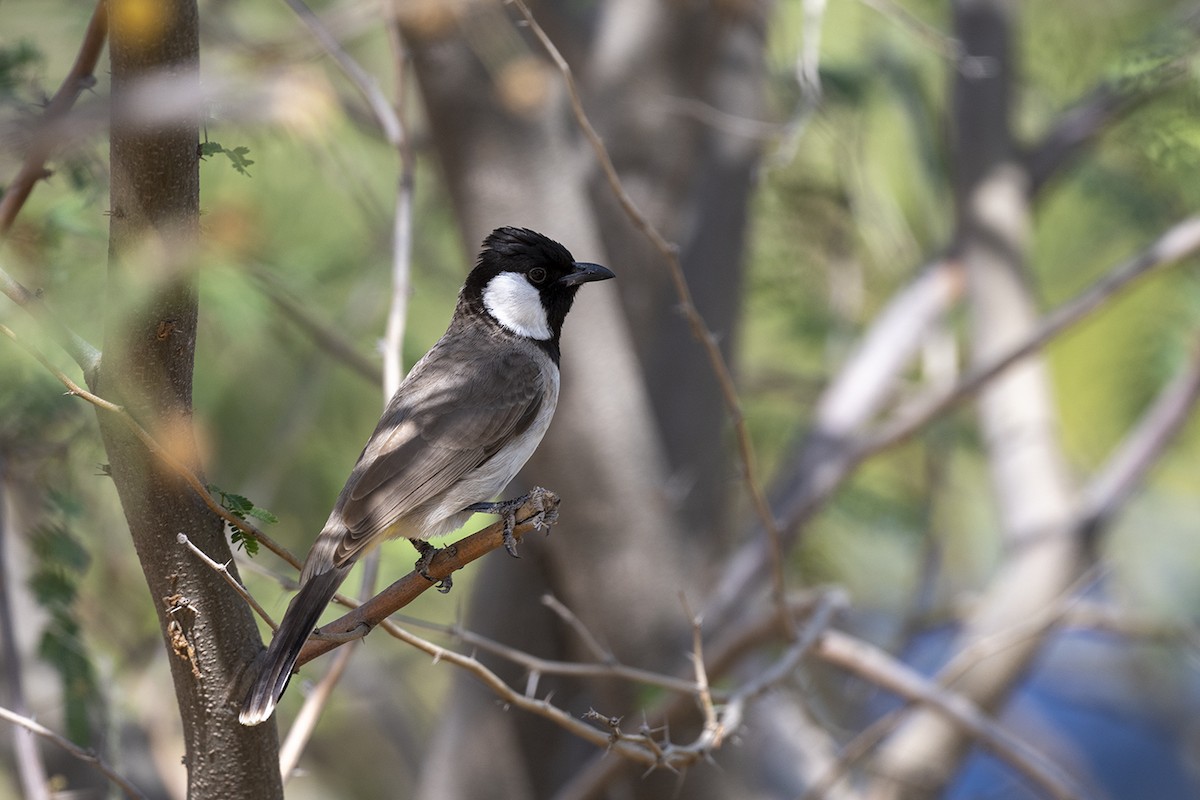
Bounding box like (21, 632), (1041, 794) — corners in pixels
(96, 2), (281, 797)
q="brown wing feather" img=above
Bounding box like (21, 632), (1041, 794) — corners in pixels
(326, 333), (546, 566)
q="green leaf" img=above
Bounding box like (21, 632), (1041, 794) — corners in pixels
(245, 505), (279, 524)
(29, 569), (76, 606)
(29, 523), (90, 573)
(198, 140), (224, 158)
(208, 483), (275, 557)
(198, 140), (254, 177)
(231, 528), (261, 557)
(225, 146), (255, 176)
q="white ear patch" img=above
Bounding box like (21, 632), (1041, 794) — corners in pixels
(482, 272), (553, 340)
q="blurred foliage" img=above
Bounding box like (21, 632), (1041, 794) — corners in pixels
(27, 490), (100, 746)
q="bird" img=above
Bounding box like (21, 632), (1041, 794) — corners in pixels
(239, 227), (614, 726)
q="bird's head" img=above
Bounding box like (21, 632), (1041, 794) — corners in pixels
(461, 227), (615, 346)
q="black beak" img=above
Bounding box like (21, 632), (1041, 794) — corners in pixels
(559, 261), (615, 286)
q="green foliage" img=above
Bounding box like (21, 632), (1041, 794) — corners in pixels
(27, 492), (99, 746)
(199, 140), (255, 176)
(207, 484), (278, 556)
(0, 38), (42, 100)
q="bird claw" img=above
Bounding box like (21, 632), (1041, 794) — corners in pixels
(411, 539), (452, 593)
(466, 487), (560, 559)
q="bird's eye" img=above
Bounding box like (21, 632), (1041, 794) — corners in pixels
(528, 267), (548, 284)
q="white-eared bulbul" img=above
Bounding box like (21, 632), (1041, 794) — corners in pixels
(239, 227), (614, 725)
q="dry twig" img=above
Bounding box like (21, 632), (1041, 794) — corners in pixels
(0, 0), (109, 236)
(0, 704), (146, 800)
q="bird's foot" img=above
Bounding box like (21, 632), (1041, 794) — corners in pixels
(411, 538), (452, 594)
(467, 487), (560, 559)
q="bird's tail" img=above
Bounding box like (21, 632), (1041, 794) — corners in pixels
(239, 565), (349, 726)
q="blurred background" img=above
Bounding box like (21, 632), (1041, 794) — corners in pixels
(2, 0), (1200, 798)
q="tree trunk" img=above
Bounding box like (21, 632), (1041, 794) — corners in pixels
(96, 2), (281, 797)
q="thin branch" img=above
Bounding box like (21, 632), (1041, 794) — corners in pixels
(0, 264), (101, 380)
(382, 12), (416, 400)
(866, 214), (1200, 457)
(280, 0), (404, 148)
(1026, 22), (1200, 192)
(0, 0), (108, 236)
(0, 704), (146, 800)
(0, 322), (300, 572)
(280, 515), (384, 780)
(541, 593), (614, 664)
(505, 0), (792, 627)
(278, 643), (355, 781)
(392, 612), (704, 696)
(294, 490), (561, 666)
(248, 265), (381, 385)
(799, 707), (908, 800)
(177, 533), (276, 629)
(553, 590), (843, 800)
(858, 0), (963, 62)
(1078, 336), (1200, 535)
(815, 630), (1084, 800)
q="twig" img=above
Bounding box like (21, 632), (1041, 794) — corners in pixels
(382, 13), (416, 400)
(541, 594), (614, 664)
(866, 215), (1200, 456)
(815, 630), (1084, 800)
(553, 590), (845, 800)
(683, 596), (718, 740)
(0, 704), (146, 800)
(177, 533), (277, 629)
(391, 613), (703, 696)
(278, 643), (356, 781)
(773, 0), (827, 165)
(857, 0), (963, 62)
(1078, 336), (1200, 535)
(505, 0), (792, 627)
(0, 322), (300, 571)
(294, 491), (561, 666)
(280, 0), (405, 148)
(279, 516), (384, 780)
(798, 707), (908, 800)
(0, 264), (101, 380)
(248, 265), (381, 384)
(0, 0), (109, 236)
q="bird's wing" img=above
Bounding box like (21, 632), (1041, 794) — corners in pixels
(327, 338), (547, 567)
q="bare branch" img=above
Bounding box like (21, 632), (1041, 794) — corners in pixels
(815, 630), (1085, 800)
(868, 215), (1200, 455)
(178, 533), (277, 630)
(0, 264), (101, 380)
(294, 490), (560, 666)
(279, 0), (404, 148)
(0, 704), (147, 800)
(382, 15), (416, 399)
(394, 612), (704, 697)
(1078, 337), (1200, 536)
(0, 0), (108, 236)
(248, 265), (381, 384)
(0, 321), (300, 571)
(540, 594), (615, 664)
(506, 0), (791, 626)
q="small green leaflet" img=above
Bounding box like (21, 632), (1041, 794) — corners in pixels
(199, 140), (255, 176)
(208, 484), (278, 557)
